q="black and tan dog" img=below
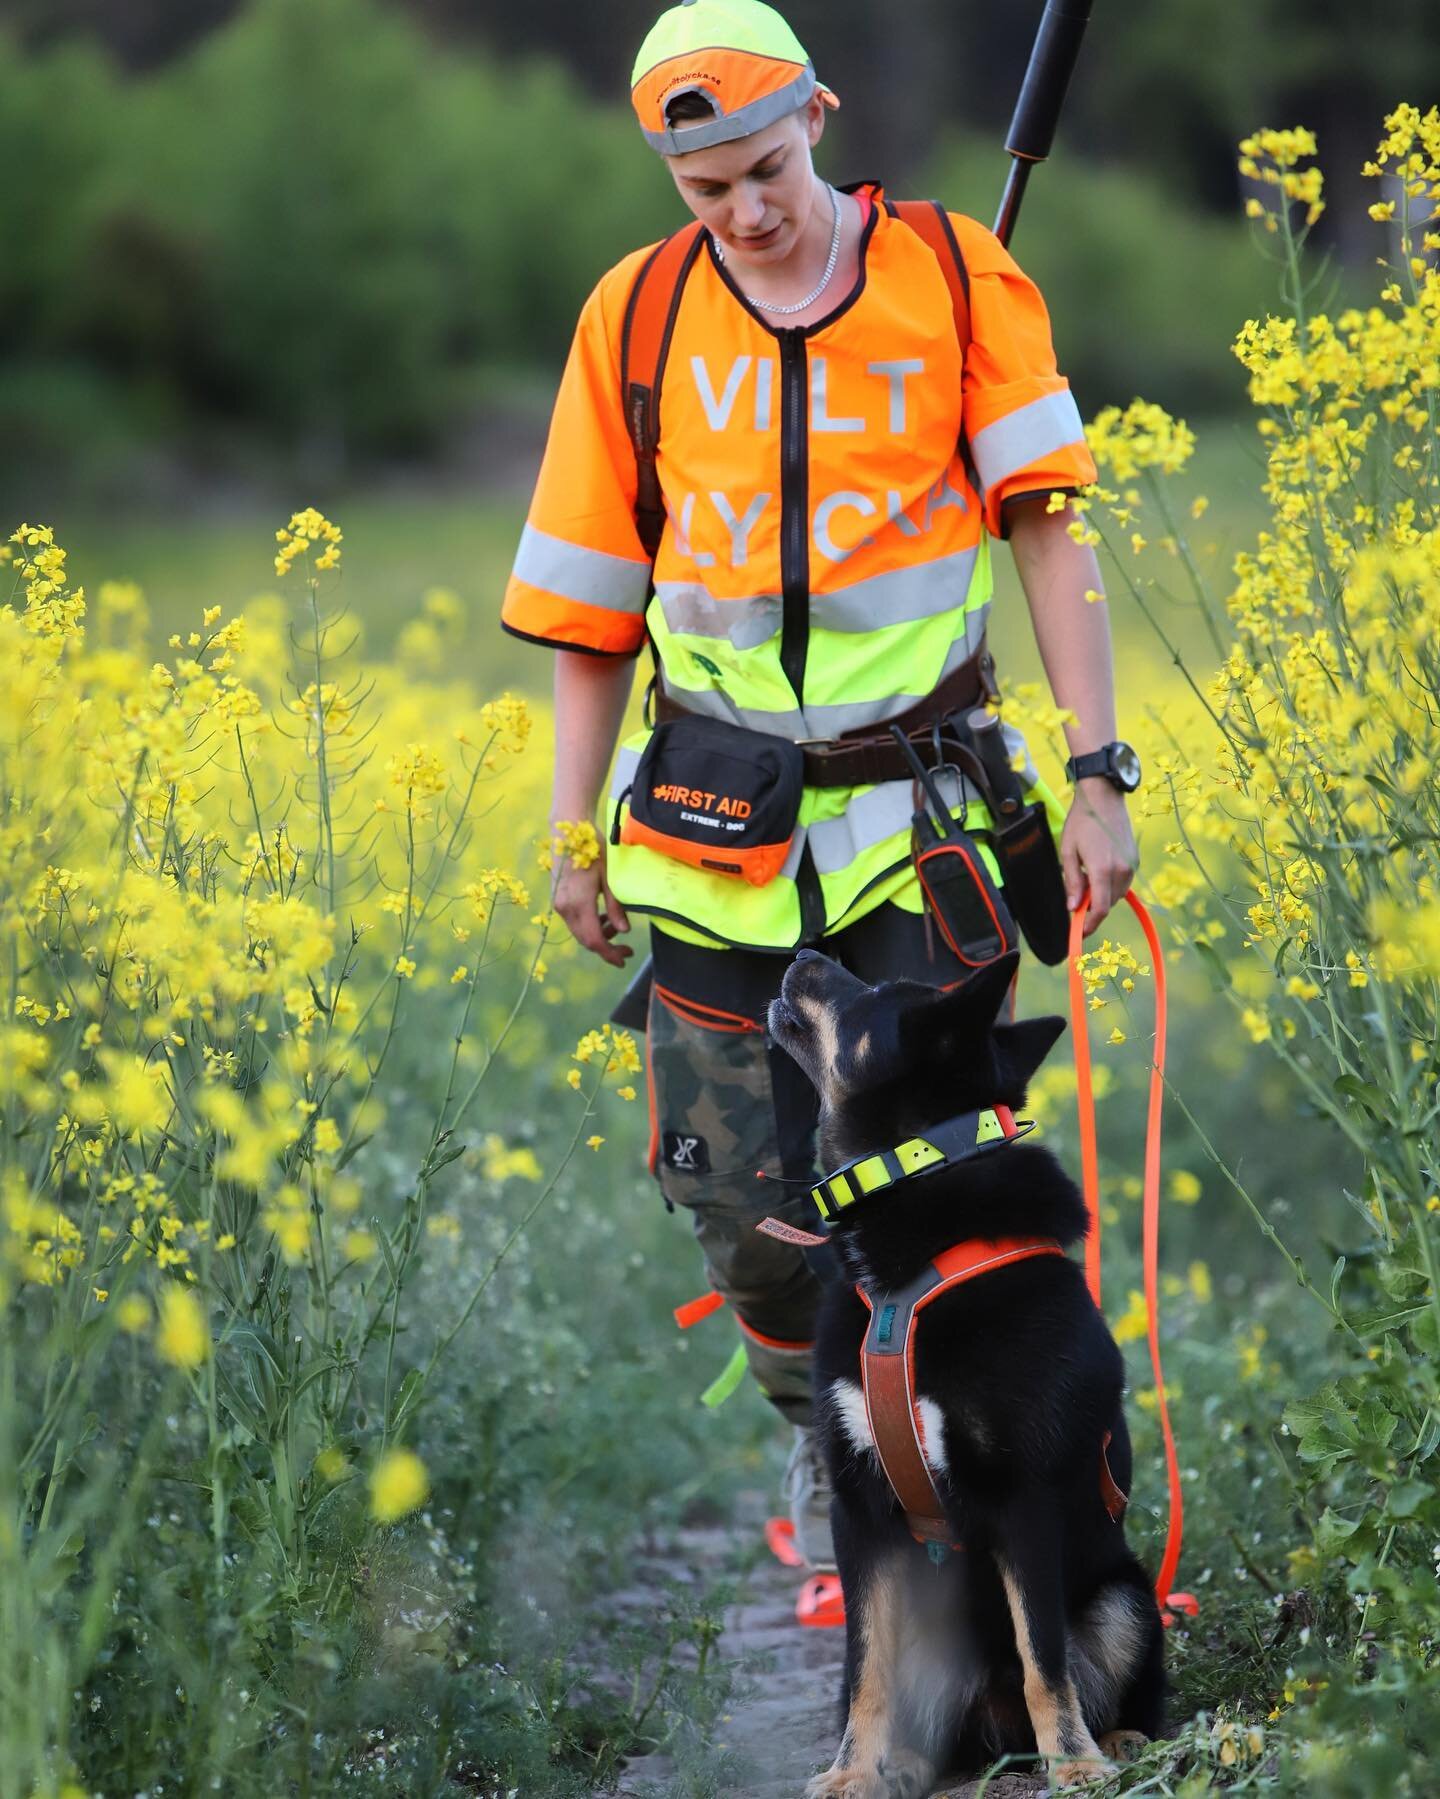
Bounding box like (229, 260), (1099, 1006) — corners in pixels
(767, 948), (1164, 1796)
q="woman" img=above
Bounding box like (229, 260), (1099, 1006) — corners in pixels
(501, 0), (1138, 1572)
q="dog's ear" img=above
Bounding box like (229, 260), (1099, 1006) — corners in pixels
(898, 952), (1020, 1056)
(939, 951), (1021, 1031)
(992, 1014), (1067, 1093)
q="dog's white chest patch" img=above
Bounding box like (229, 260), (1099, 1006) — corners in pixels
(830, 1378), (876, 1456)
(915, 1397), (948, 1473)
(830, 1380), (948, 1472)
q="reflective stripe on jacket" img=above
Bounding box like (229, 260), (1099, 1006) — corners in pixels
(502, 187), (1096, 949)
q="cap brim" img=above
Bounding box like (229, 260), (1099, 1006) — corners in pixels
(638, 60), (837, 155)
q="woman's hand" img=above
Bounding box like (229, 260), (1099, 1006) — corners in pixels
(553, 843), (633, 967)
(1060, 781), (1137, 936)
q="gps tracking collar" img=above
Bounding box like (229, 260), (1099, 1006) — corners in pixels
(809, 1105), (1034, 1226)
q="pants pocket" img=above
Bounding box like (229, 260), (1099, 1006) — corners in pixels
(646, 982), (821, 1416)
(647, 982), (777, 1214)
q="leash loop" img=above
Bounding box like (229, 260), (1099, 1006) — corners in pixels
(1068, 888), (1183, 1618)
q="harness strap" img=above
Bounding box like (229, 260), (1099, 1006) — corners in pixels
(858, 1236), (1064, 1547)
(619, 221), (708, 561)
(1068, 888), (1185, 1617)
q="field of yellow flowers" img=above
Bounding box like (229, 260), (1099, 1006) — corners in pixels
(2, 105), (1439, 1798)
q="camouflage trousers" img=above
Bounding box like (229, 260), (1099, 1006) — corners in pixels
(645, 899), (982, 1427)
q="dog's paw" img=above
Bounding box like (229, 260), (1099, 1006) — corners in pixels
(1049, 1753), (1115, 1790)
(1097, 1729), (1149, 1765)
(805, 1768), (867, 1799)
(876, 1748), (935, 1798)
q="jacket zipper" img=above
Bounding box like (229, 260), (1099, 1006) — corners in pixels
(778, 326), (809, 704)
(778, 325), (826, 944)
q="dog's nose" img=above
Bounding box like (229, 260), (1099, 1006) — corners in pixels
(793, 947), (822, 963)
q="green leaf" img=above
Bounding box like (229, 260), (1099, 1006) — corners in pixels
(1191, 937), (1233, 992)
(30, 1528), (85, 1601)
(1314, 1506), (1363, 1553)
(223, 1321), (286, 1380)
(388, 1367), (426, 1434)
(1348, 1304), (1428, 1340)
(1385, 1478), (1433, 1519)
(335, 1132), (373, 1172)
(214, 1371), (271, 1444)
(1333, 1074), (1391, 1116)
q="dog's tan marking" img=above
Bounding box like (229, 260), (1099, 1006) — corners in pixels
(1098, 1728), (1150, 1765)
(806, 1555), (911, 1799)
(997, 1564), (1109, 1781)
(846, 1553), (902, 1766)
(853, 1029), (872, 1066)
(796, 992), (845, 1107)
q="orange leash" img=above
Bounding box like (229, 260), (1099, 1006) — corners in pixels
(1068, 889), (1192, 1623)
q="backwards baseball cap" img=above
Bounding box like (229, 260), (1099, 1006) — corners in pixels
(631, 0), (839, 157)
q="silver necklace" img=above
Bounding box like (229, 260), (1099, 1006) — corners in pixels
(714, 183), (843, 316)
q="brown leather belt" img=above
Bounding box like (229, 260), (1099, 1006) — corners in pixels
(652, 645), (999, 789)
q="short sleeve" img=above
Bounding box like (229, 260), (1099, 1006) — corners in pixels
(951, 215), (1097, 540)
(501, 249), (657, 656)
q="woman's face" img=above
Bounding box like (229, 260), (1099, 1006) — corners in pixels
(667, 99), (826, 268)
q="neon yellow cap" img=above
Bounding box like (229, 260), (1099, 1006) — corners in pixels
(631, 0), (839, 156)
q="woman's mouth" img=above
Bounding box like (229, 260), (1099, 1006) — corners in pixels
(732, 221), (783, 251)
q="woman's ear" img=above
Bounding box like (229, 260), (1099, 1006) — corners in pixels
(803, 93), (826, 149)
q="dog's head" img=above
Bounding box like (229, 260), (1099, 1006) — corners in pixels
(768, 949), (1065, 1167)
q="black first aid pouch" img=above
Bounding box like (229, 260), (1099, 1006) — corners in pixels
(612, 715), (804, 887)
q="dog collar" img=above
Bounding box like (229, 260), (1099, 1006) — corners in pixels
(810, 1105), (1034, 1225)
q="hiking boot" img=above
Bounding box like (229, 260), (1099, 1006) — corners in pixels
(783, 1424), (836, 1572)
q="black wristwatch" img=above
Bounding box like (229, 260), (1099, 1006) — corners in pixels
(1064, 741), (1141, 794)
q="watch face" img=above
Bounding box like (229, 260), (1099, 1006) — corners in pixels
(1113, 742), (1142, 790)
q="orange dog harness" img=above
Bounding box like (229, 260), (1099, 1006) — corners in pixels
(855, 1234), (1069, 1552)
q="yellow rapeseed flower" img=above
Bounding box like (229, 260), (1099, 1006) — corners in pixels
(117, 1295), (150, 1333)
(315, 1446), (350, 1484)
(155, 1285), (210, 1369)
(370, 1447), (429, 1523)
(1112, 1289), (1148, 1345)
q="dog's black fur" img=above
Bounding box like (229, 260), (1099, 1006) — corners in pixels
(768, 948), (1165, 1797)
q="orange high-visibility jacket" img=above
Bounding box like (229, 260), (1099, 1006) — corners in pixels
(502, 185), (1098, 950)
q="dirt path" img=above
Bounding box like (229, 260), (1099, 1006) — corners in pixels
(613, 1492), (1046, 1799)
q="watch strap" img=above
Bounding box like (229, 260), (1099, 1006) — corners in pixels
(1065, 742), (1139, 791)
(1066, 747), (1115, 783)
